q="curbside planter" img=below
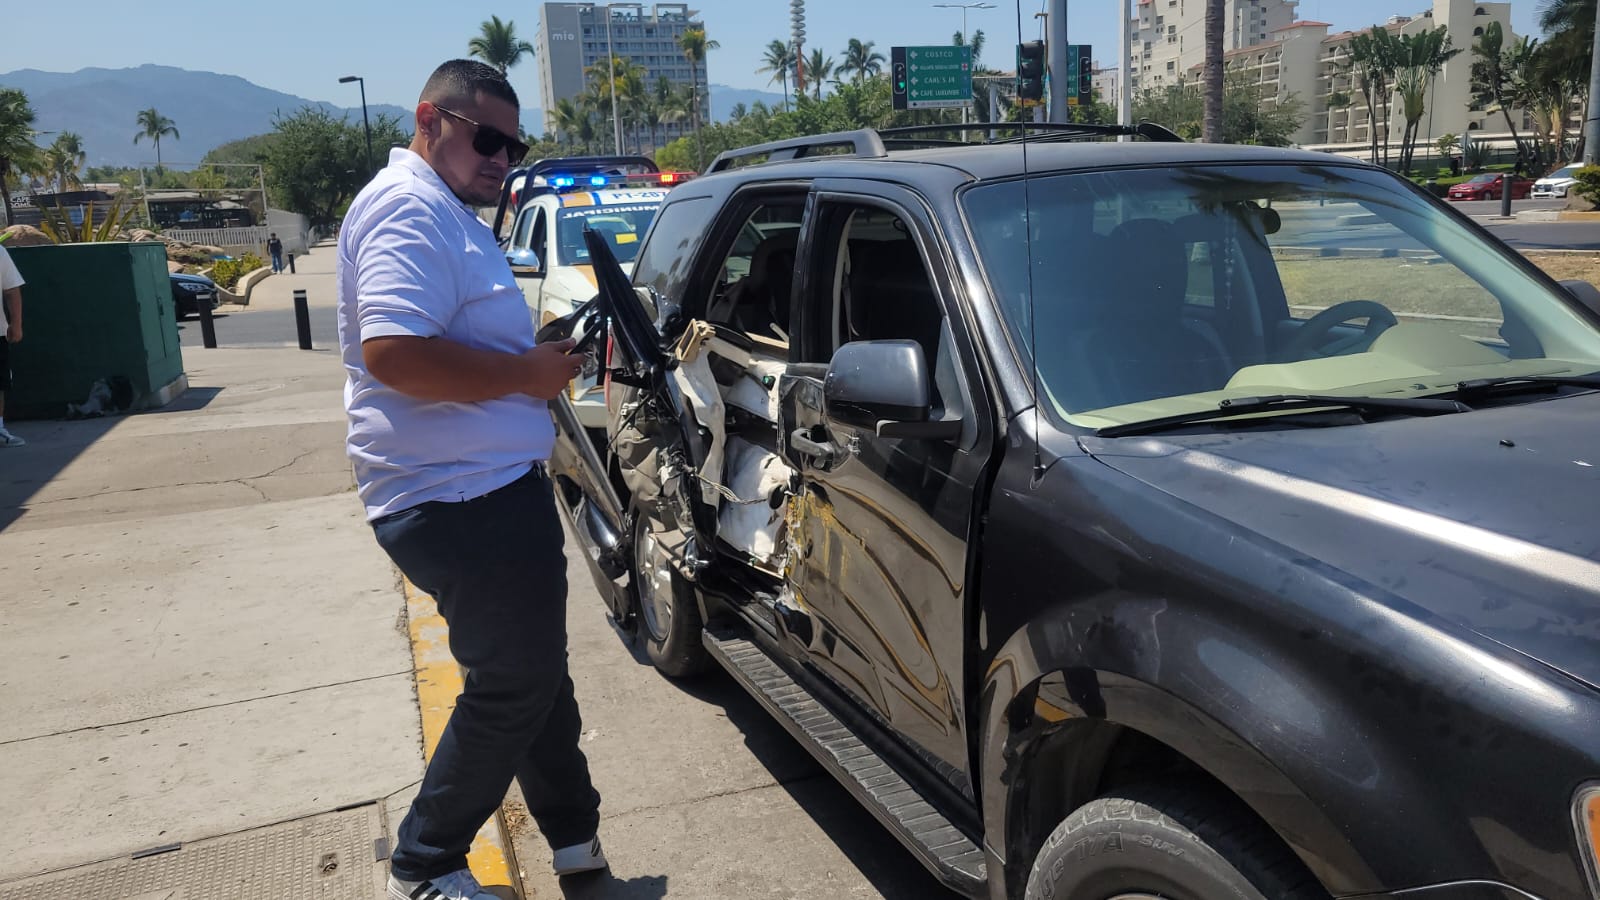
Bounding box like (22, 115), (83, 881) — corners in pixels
(220, 266), (273, 306)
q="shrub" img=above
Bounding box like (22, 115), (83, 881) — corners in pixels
(1569, 166), (1600, 208)
(209, 252), (265, 290)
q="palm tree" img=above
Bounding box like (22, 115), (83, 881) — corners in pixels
(839, 38), (886, 84)
(469, 15), (536, 76)
(1517, 31), (1591, 165)
(1393, 26), (1460, 173)
(1539, 0), (1595, 40)
(758, 40), (798, 111)
(679, 26), (720, 169)
(551, 97), (587, 148)
(1202, 0), (1224, 142)
(133, 107), (179, 172)
(806, 49), (836, 99)
(654, 76), (691, 150)
(44, 132), (86, 193)
(1472, 21), (1527, 159)
(1346, 28), (1402, 165)
(0, 88), (40, 226)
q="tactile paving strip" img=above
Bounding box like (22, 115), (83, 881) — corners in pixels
(0, 803), (385, 900)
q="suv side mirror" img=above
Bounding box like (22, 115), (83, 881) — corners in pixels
(824, 340), (960, 439)
(1560, 280), (1600, 317)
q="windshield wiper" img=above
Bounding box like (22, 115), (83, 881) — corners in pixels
(1097, 394), (1471, 438)
(1452, 373), (1600, 396)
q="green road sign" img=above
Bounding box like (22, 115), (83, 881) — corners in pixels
(1066, 43), (1093, 106)
(891, 46), (972, 111)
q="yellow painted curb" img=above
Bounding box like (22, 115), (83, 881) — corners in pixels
(403, 579), (524, 897)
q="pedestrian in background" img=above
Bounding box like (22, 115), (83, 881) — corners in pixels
(267, 233), (284, 273)
(0, 241), (25, 448)
(335, 59), (604, 900)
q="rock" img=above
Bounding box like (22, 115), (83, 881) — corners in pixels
(127, 229), (164, 243)
(167, 261), (184, 273)
(0, 224), (52, 247)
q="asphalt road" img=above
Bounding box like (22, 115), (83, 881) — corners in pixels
(177, 297), (339, 351)
(1273, 198), (1600, 253)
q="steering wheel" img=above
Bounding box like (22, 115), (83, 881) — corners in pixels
(1279, 300), (1399, 361)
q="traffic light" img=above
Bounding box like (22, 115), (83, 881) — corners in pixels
(1018, 41), (1045, 103)
(1077, 47), (1094, 102)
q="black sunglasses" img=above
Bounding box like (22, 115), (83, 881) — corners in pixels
(434, 105), (529, 164)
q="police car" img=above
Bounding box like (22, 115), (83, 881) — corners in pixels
(492, 156), (694, 427)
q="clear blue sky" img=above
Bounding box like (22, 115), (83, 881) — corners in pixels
(6, 0), (1544, 111)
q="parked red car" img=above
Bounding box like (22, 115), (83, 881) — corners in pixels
(1447, 173), (1534, 200)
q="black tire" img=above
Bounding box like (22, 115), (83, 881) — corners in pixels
(630, 513), (711, 678)
(1024, 784), (1328, 900)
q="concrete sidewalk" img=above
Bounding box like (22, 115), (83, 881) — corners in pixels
(0, 273), (422, 894)
(0, 238), (946, 899)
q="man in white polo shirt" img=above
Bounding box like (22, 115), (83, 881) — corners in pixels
(336, 60), (604, 900)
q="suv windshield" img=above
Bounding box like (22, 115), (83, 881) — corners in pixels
(963, 163), (1600, 429)
(557, 203), (659, 264)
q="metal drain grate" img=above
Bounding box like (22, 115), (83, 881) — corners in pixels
(0, 804), (386, 900)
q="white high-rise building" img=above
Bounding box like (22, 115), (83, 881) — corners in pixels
(1169, 0), (1521, 149)
(536, 3), (707, 145)
(1127, 0), (1302, 95)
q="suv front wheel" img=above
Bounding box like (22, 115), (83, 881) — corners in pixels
(1024, 784), (1328, 900)
(631, 512), (711, 678)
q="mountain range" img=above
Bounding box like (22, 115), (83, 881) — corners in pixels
(0, 65), (790, 168)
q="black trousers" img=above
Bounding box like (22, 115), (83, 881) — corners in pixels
(373, 467), (600, 881)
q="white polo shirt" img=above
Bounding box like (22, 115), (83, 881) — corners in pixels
(0, 243), (22, 331)
(337, 148), (553, 520)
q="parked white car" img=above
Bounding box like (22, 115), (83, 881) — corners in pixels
(1532, 164), (1582, 199)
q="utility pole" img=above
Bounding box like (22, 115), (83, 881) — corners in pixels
(1047, 0), (1068, 121)
(606, 5), (623, 156)
(1118, 0), (1132, 132)
(1585, 1), (1600, 164)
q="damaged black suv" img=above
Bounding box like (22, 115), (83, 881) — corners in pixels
(541, 124), (1600, 900)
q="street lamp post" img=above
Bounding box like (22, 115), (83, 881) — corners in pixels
(603, 4), (646, 158)
(339, 76), (375, 177)
(605, 7), (623, 156)
(933, 2), (996, 125)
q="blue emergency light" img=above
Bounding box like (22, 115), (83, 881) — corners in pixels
(589, 175), (609, 186)
(551, 176), (576, 187)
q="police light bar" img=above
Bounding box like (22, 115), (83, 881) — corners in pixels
(541, 172), (696, 193)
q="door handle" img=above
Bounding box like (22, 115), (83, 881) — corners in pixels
(789, 428), (836, 463)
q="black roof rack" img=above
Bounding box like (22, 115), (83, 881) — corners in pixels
(878, 121), (1185, 144)
(706, 129), (888, 173)
(700, 122), (1184, 176)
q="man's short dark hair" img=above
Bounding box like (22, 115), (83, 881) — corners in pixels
(420, 60), (519, 110)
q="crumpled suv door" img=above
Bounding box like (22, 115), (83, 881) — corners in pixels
(538, 229), (672, 622)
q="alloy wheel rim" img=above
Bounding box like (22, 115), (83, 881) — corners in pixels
(636, 526), (675, 642)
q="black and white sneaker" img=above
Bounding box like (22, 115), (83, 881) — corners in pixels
(552, 835), (608, 875)
(386, 868), (497, 900)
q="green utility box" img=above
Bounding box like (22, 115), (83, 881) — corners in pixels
(4, 242), (186, 419)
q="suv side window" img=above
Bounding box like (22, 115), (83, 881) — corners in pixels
(807, 200), (967, 424)
(699, 198), (807, 349)
(632, 196), (717, 308)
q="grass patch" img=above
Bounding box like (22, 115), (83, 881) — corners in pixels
(1276, 256), (1500, 320)
(1274, 252), (1600, 344)
(1523, 252), (1600, 284)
